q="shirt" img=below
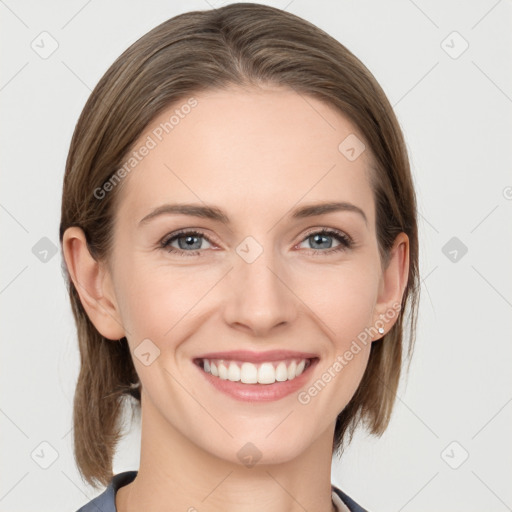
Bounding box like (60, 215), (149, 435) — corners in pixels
(75, 471), (368, 512)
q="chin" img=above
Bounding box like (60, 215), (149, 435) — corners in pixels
(201, 431), (313, 467)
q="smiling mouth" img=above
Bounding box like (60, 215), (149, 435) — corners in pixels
(193, 357), (317, 385)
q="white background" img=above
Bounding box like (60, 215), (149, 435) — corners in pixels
(1, 1), (511, 511)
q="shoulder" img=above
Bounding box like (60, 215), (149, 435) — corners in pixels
(332, 484), (370, 512)
(74, 471), (138, 512)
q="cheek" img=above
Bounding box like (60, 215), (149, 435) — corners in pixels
(294, 260), (379, 344)
(294, 264), (378, 415)
(114, 265), (207, 389)
(330, 288), (377, 343)
(116, 261), (213, 342)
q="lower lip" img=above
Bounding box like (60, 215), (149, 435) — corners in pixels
(194, 359), (319, 402)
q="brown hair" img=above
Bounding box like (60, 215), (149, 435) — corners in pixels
(59, 2), (419, 489)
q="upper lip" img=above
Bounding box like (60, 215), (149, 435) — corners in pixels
(193, 350), (318, 363)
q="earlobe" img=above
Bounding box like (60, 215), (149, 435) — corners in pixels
(373, 232), (410, 338)
(62, 226), (125, 340)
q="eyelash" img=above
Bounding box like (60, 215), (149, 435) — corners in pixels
(159, 227), (353, 257)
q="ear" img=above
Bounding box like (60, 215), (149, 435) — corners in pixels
(61, 226), (125, 340)
(372, 232), (410, 339)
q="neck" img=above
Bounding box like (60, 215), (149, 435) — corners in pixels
(117, 392), (337, 512)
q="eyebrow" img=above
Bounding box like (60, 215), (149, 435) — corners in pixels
(138, 201), (367, 227)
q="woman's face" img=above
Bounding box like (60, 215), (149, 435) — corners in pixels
(102, 85), (402, 464)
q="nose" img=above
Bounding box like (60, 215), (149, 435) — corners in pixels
(222, 240), (298, 337)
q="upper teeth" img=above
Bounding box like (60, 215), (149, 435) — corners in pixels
(201, 358), (309, 384)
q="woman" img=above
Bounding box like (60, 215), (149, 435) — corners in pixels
(60, 3), (419, 511)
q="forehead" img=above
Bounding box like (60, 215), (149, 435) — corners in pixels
(115, 85), (375, 229)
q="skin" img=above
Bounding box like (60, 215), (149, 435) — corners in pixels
(63, 85), (409, 512)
